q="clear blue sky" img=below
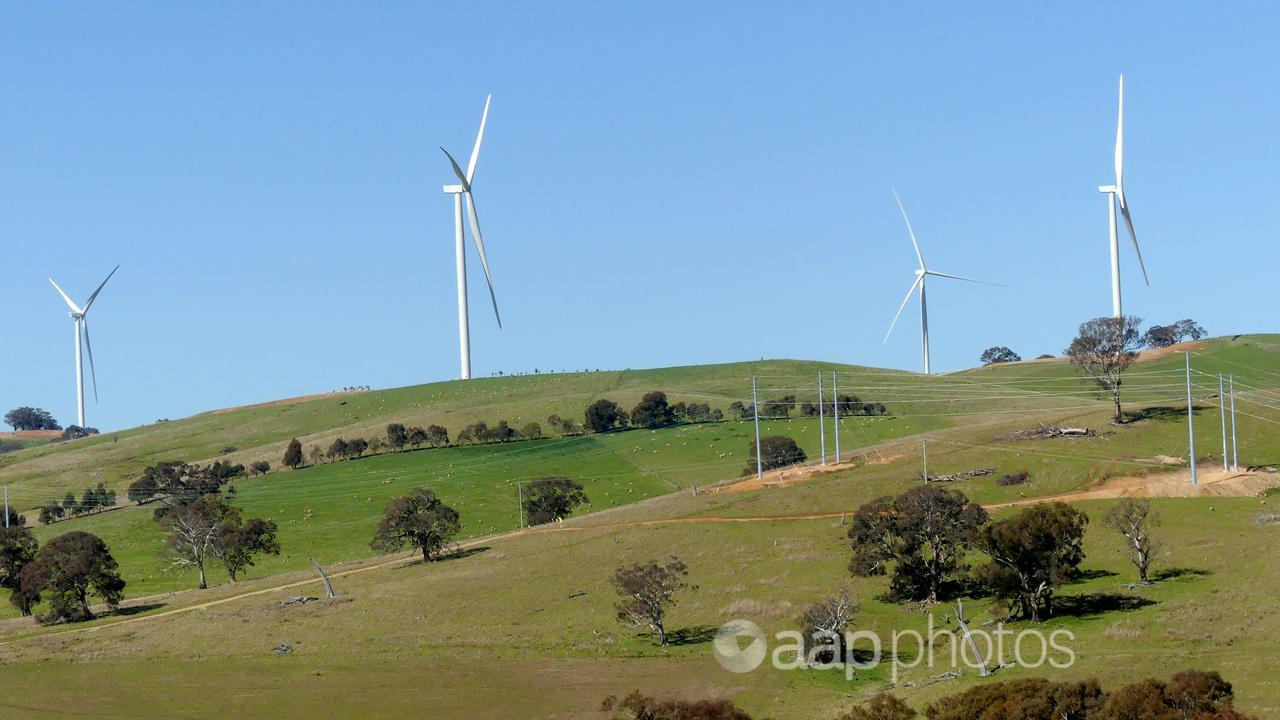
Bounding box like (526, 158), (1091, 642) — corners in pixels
(3, 3), (1277, 432)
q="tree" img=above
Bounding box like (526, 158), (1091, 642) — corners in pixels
(973, 502), (1089, 622)
(521, 421), (542, 439)
(610, 556), (692, 646)
(327, 437), (349, 461)
(836, 693), (917, 720)
(60, 425), (98, 440)
(798, 589), (858, 665)
(1105, 498), (1158, 584)
(1065, 315), (1144, 424)
(386, 423), (408, 451)
(348, 438), (369, 458)
(249, 460), (271, 476)
(308, 445), (323, 466)
(1143, 324), (1179, 349)
(161, 496), (224, 589)
(128, 461), (227, 512)
(980, 346), (1021, 365)
(728, 401), (747, 421)
(0, 526), (39, 615)
(3, 407), (60, 432)
(211, 507), (279, 582)
(848, 486), (988, 603)
(1174, 318), (1207, 342)
(370, 488), (461, 562)
(762, 395), (797, 418)
(523, 477), (588, 525)
(426, 425), (449, 448)
(283, 438), (303, 468)
(407, 426), (429, 449)
(746, 435), (807, 475)
(38, 504), (64, 525)
(1145, 319), (1208, 349)
(17, 530), (125, 624)
(3, 504), (24, 527)
(631, 391), (675, 428)
(584, 399), (628, 433)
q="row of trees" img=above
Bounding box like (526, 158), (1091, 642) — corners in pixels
(37, 483), (118, 524)
(729, 395), (887, 421)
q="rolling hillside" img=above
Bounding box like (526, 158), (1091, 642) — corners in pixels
(1, 336), (1279, 717)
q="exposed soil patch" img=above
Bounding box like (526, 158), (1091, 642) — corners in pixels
(986, 468), (1280, 508)
(0, 430), (61, 441)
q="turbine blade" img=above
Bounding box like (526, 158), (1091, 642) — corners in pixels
(465, 94), (491, 185)
(82, 264), (120, 313)
(1114, 74), (1125, 190)
(464, 192), (502, 328)
(440, 147), (470, 190)
(82, 317), (99, 404)
(925, 270), (1006, 287)
(1118, 190), (1148, 286)
(891, 187), (926, 270)
(49, 278), (83, 314)
(884, 275), (924, 343)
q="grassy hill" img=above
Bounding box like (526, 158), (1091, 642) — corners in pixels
(1, 335), (1279, 717)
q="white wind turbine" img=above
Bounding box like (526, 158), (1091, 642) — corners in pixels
(884, 189), (1001, 374)
(440, 94), (501, 380)
(1098, 74), (1148, 318)
(49, 265), (119, 428)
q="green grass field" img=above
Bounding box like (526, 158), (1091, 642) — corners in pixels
(2, 336), (1279, 718)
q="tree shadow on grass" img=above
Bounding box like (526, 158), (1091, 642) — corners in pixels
(665, 625), (718, 646)
(1152, 567), (1210, 582)
(1122, 406), (1202, 424)
(397, 545), (490, 569)
(111, 603), (165, 617)
(1054, 592), (1155, 619)
(1072, 568), (1120, 583)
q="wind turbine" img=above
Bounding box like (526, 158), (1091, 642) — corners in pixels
(1098, 74), (1148, 318)
(441, 94), (501, 380)
(883, 189), (1000, 374)
(49, 265), (119, 428)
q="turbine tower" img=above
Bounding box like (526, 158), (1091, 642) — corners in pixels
(49, 265), (119, 428)
(884, 189), (1000, 374)
(441, 94), (501, 380)
(1098, 74), (1148, 318)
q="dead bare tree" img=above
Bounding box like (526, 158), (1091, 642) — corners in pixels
(798, 589), (859, 665)
(1105, 498), (1159, 584)
(1065, 315), (1144, 424)
(162, 497), (222, 589)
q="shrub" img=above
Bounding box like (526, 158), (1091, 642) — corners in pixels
(996, 471), (1029, 486)
(523, 477), (588, 525)
(746, 436), (806, 474)
(602, 691), (752, 720)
